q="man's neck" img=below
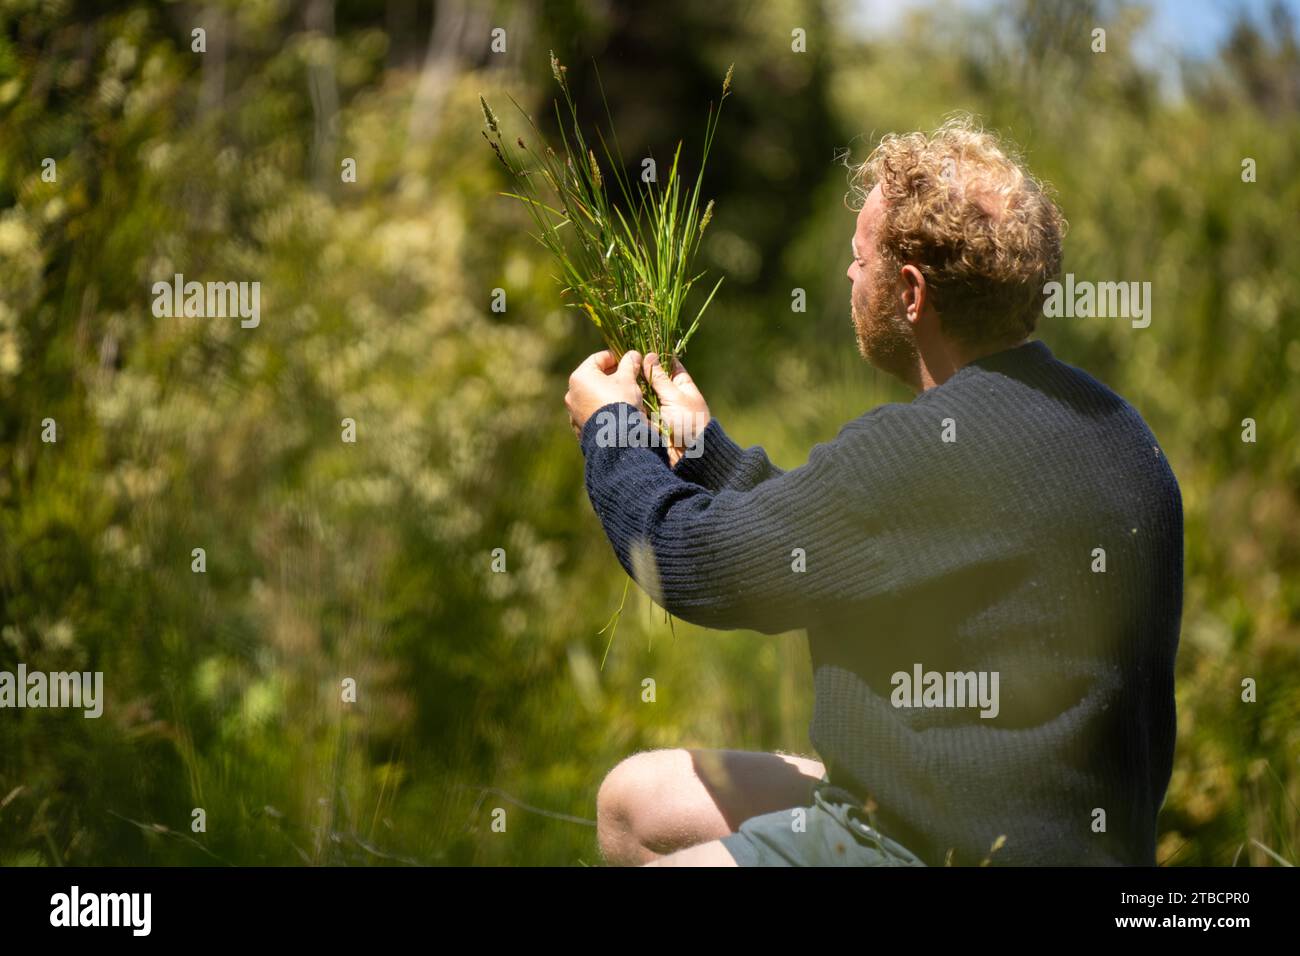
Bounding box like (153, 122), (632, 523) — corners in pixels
(915, 334), (1030, 392)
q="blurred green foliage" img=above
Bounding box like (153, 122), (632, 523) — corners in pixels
(0, 0), (1296, 865)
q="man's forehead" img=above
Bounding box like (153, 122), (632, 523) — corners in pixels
(856, 183), (883, 238)
(864, 182), (885, 215)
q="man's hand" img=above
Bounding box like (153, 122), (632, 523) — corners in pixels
(643, 352), (711, 467)
(565, 349), (643, 438)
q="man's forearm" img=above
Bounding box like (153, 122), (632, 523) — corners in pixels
(579, 401), (851, 634)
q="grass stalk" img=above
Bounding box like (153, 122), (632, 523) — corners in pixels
(481, 55), (733, 419)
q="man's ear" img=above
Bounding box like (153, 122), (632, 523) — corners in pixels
(900, 264), (926, 325)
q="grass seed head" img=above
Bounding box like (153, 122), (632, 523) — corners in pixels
(550, 51), (569, 87)
(479, 95), (500, 133)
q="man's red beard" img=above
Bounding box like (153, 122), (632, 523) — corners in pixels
(852, 258), (922, 390)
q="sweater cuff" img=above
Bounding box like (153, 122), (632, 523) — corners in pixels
(579, 402), (671, 468)
(670, 417), (746, 489)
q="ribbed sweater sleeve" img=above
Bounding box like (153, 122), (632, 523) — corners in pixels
(669, 417), (786, 492)
(579, 401), (854, 634)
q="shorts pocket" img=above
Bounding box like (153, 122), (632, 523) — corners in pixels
(812, 784), (925, 866)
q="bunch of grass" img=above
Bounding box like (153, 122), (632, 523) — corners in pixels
(480, 53), (732, 422)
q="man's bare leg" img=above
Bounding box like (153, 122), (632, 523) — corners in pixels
(641, 838), (740, 867)
(595, 748), (825, 866)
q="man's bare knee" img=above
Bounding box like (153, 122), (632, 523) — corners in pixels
(596, 753), (649, 866)
(595, 747), (824, 866)
(596, 748), (714, 866)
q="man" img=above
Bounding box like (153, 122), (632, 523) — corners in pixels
(563, 117), (1183, 866)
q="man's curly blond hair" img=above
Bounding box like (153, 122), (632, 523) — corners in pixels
(848, 115), (1068, 350)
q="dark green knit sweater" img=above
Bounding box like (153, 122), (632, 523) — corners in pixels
(580, 340), (1183, 865)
